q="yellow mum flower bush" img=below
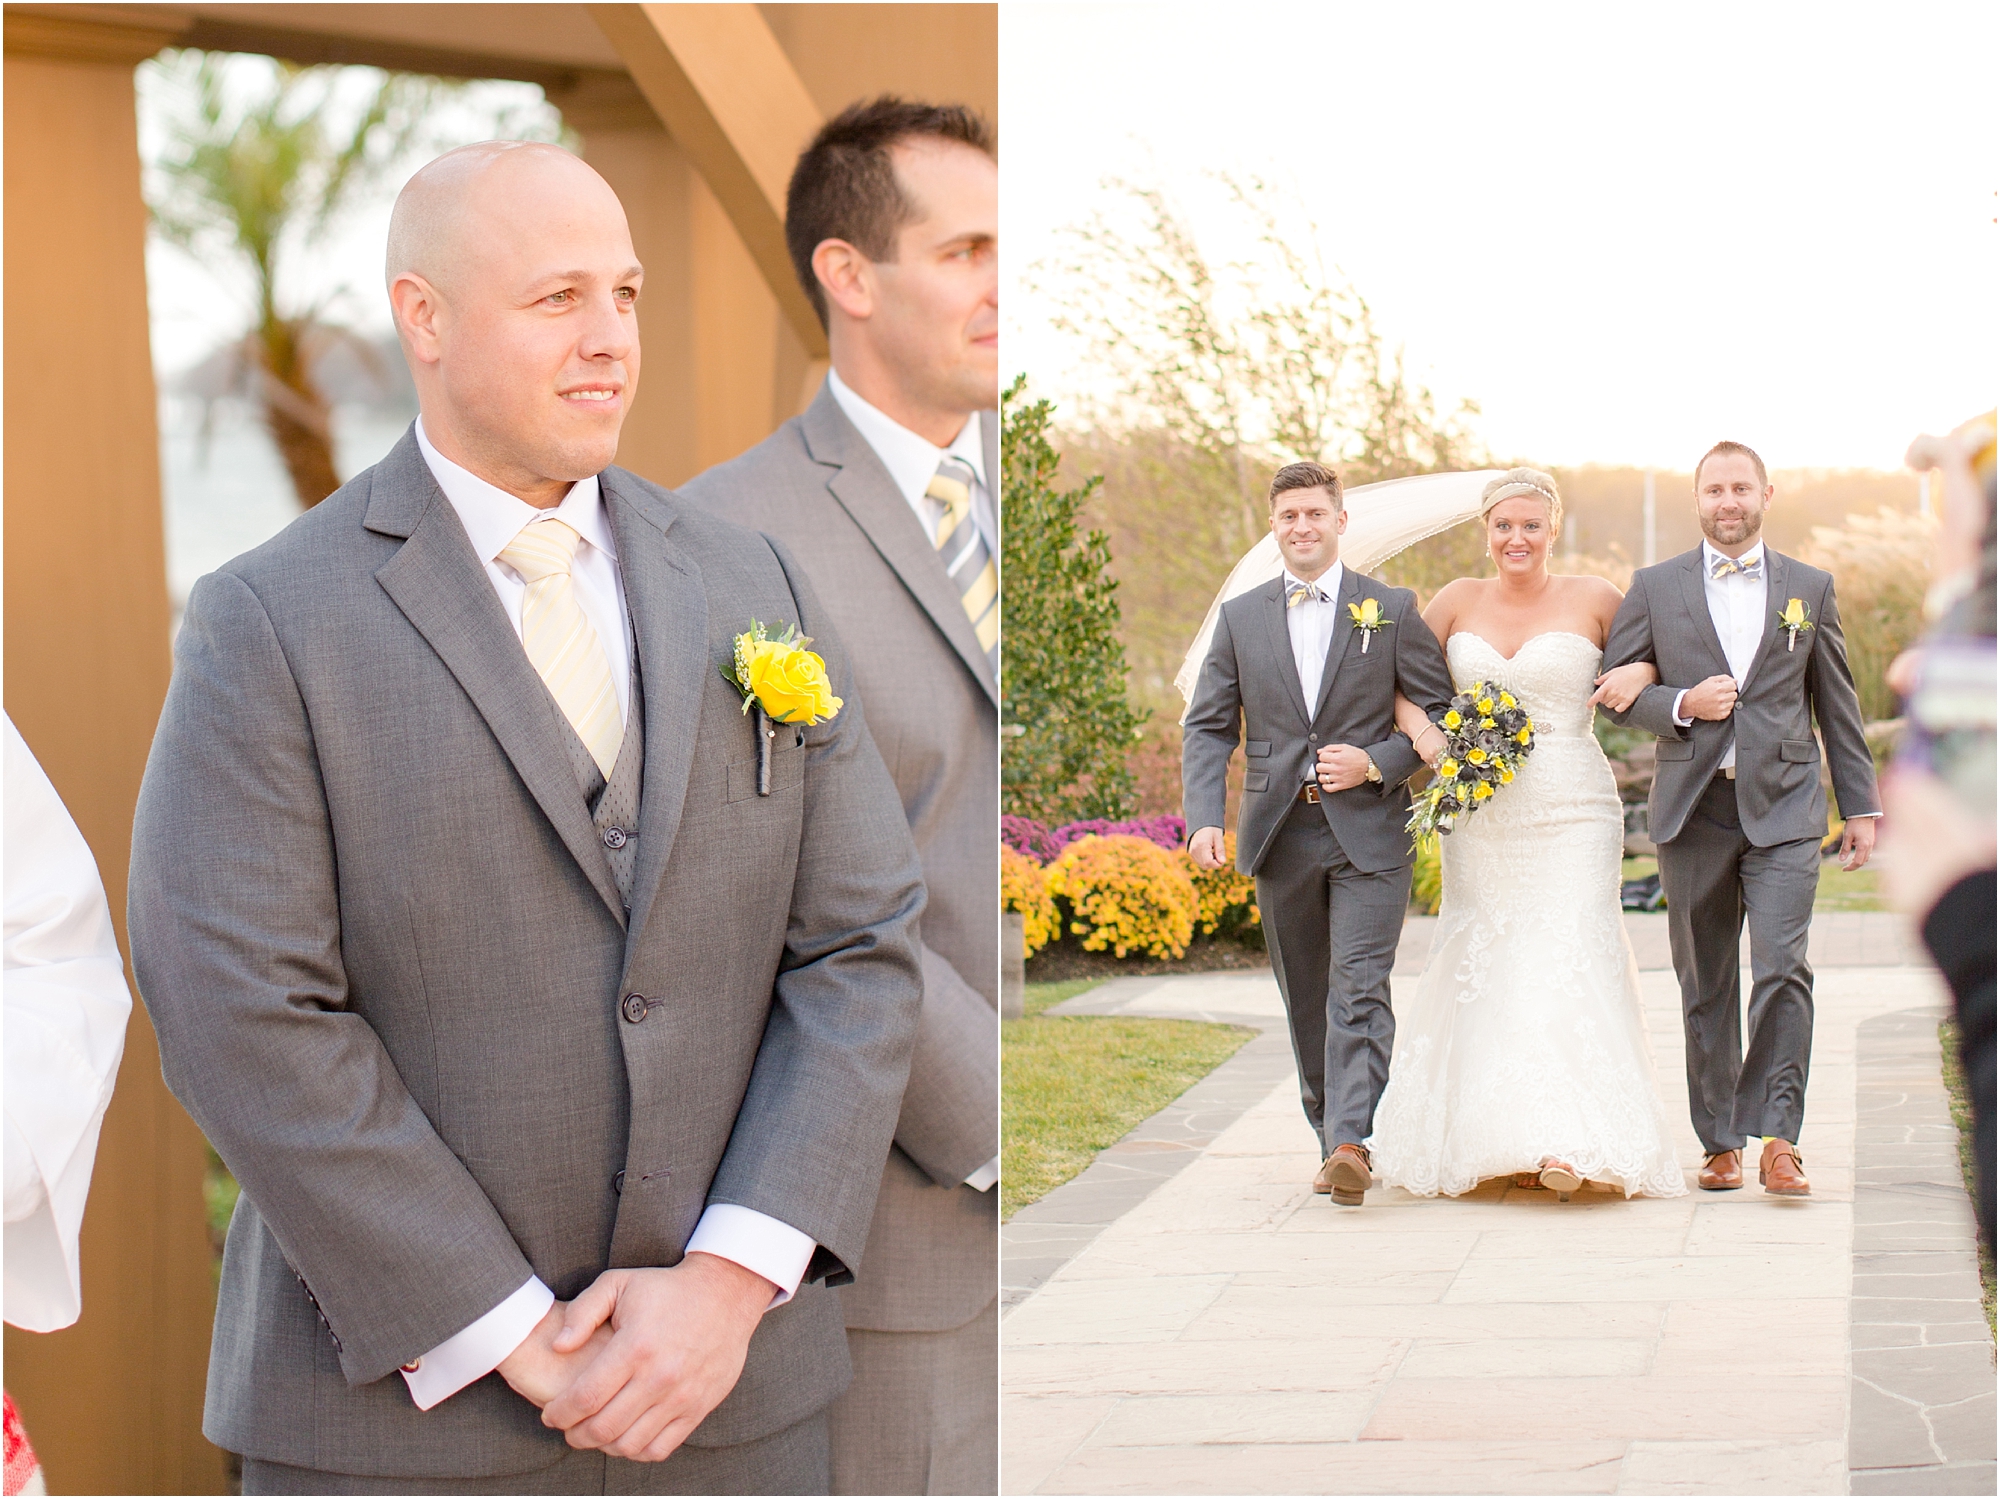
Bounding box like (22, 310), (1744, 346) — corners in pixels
(1000, 845), (1060, 957)
(1181, 832), (1259, 937)
(1045, 834), (1197, 960)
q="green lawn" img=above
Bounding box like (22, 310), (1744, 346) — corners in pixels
(1939, 1019), (1996, 1338)
(1619, 855), (1886, 913)
(1813, 863), (1886, 911)
(1003, 980), (1253, 1220)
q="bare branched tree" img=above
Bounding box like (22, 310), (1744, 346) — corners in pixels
(1035, 174), (1484, 543)
(1032, 174), (1488, 714)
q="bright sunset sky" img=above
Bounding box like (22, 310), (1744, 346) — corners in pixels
(1001, 2), (1996, 471)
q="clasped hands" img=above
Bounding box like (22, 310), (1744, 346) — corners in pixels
(496, 1251), (774, 1464)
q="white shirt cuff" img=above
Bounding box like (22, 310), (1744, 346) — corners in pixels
(1847, 812), (1883, 818)
(964, 1157), (999, 1192)
(400, 1275), (552, 1411)
(686, 1204), (815, 1308)
(1671, 689), (1692, 727)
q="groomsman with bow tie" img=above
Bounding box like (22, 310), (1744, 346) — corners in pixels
(682, 99), (999, 1495)
(1605, 440), (1879, 1198)
(129, 141), (925, 1494)
(1183, 464), (1455, 1208)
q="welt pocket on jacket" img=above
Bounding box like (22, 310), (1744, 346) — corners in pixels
(725, 736), (807, 803)
(1779, 738), (1819, 763)
(1245, 741), (1271, 758)
(1243, 770), (1271, 793)
(1655, 738), (1696, 761)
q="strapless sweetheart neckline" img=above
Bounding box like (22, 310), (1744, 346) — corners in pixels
(1447, 629), (1601, 664)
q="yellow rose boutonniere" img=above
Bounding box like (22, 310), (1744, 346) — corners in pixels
(1347, 597), (1393, 653)
(724, 619), (843, 795)
(1778, 597), (1813, 652)
(728, 619), (842, 724)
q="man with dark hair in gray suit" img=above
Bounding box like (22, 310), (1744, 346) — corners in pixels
(129, 141), (925, 1495)
(682, 97), (998, 1496)
(1604, 440), (1879, 1198)
(1183, 463), (1455, 1207)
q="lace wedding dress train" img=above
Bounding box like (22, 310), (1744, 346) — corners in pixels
(1368, 631), (1688, 1198)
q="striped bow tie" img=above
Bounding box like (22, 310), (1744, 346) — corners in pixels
(1710, 555), (1763, 580)
(1286, 582), (1330, 609)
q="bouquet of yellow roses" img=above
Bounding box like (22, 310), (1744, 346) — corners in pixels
(1406, 679), (1537, 839)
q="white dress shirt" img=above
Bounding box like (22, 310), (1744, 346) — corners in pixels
(400, 423), (817, 1411)
(1671, 540), (1767, 773)
(4, 715), (132, 1334)
(824, 370), (1001, 1195)
(1669, 541), (1880, 816)
(415, 420), (633, 724)
(826, 368), (995, 556)
(1283, 562), (1344, 716)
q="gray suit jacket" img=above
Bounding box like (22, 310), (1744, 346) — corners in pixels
(1183, 567), (1455, 876)
(128, 431), (926, 1479)
(1604, 545), (1880, 846)
(680, 384), (997, 1334)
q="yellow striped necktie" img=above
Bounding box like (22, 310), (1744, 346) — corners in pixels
(498, 518), (623, 777)
(928, 455), (998, 668)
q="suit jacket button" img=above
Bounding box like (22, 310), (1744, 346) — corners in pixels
(1309, 734), (1319, 743)
(603, 826), (628, 850)
(621, 993), (650, 1024)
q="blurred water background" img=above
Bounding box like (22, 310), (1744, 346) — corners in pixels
(157, 339), (415, 621)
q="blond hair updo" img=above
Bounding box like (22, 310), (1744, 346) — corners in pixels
(1479, 467), (1563, 532)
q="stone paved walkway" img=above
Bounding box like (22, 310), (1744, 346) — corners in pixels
(1003, 919), (1992, 1495)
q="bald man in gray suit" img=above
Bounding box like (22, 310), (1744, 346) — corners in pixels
(683, 100), (998, 1495)
(130, 143), (924, 1495)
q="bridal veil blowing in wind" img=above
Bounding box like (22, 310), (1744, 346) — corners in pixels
(1174, 470), (1504, 710)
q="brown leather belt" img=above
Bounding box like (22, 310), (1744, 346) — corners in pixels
(1297, 783), (1322, 804)
(1716, 766), (1736, 781)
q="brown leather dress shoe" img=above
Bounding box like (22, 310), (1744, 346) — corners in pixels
(1698, 1149), (1744, 1190)
(1322, 1143), (1372, 1206)
(1760, 1139), (1810, 1196)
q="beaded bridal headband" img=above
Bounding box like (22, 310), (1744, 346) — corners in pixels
(1479, 467), (1564, 529)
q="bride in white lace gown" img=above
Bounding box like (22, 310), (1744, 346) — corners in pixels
(1366, 469), (1688, 1200)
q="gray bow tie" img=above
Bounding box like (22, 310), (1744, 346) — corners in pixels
(1286, 582), (1330, 609)
(1710, 554), (1763, 580)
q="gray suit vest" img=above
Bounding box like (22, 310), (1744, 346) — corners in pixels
(555, 664), (644, 909)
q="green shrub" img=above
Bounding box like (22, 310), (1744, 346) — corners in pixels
(1001, 379), (1146, 822)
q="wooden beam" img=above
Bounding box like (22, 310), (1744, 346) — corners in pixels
(3, 5), (193, 62)
(586, 3), (827, 357)
(4, 18), (226, 1493)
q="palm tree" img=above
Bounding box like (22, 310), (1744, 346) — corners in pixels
(146, 53), (446, 506)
